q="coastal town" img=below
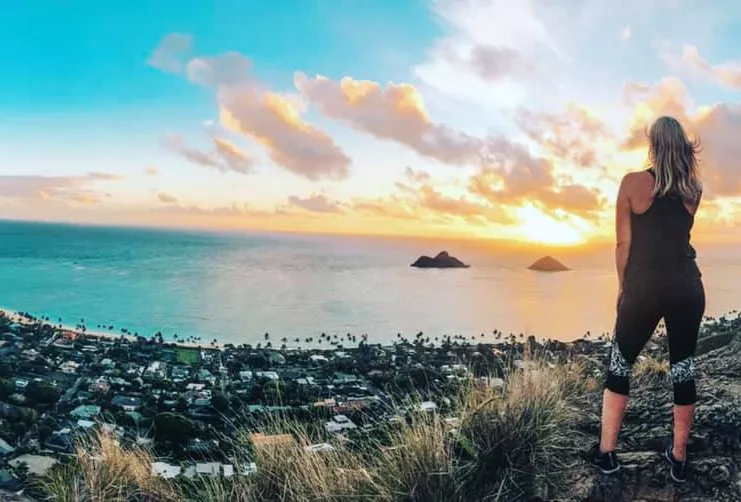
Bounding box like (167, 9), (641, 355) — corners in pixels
(0, 308), (739, 500)
(0, 309), (531, 497)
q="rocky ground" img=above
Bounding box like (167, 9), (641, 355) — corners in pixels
(551, 330), (741, 501)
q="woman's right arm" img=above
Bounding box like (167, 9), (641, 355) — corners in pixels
(615, 175), (632, 296)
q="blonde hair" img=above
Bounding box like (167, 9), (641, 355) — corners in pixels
(647, 116), (702, 202)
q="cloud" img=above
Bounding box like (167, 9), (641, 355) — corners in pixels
(413, 0), (559, 109)
(144, 166), (159, 176)
(349, 197), (418, 220)
(515, 104), (612, 168)
(383, 172), (517, 225)
(295, 73), (485, 165)
(212, 136), (255, 174)
(156, 202), (278, 219)
(286, 194), (344, 214)
(468, 153), (605, 221)
(148, 34), (193, 74)
(621, 26), (631, 41)
(404, 167), (431, 184)
(170, 50), (351, 181)
(87, 172), (125, 181)
(0, 174), (117, 204)
(157, 192), (178, 204)
(619, 77), (741, 196)
(662, 44), (741, 90)
(161, 133), (255, 174)
(218, 88), (352, 181)
(187, 52), (254, 88)
(620, 76), (693, 150)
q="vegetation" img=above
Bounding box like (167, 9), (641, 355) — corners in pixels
(39, 358), (589, 501)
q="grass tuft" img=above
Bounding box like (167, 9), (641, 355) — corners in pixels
(41, 359), (587, 502)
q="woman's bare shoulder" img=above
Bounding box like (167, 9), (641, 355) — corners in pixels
(620, 170), (653, 190)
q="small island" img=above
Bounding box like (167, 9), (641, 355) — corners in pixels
(411, 251), (469, 269)
(528, 256), (570, 272)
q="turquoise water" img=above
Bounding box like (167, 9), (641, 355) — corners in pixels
(1, 220), (738, 344)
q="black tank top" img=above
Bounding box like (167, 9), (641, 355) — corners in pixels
(623, 169), (701, 290)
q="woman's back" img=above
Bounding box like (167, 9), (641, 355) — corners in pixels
(624, 169), (700, 289)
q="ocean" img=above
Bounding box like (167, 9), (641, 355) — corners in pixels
(0, 220), (738, 345)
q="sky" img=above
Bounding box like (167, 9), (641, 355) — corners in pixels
(3, 0), (741, 246)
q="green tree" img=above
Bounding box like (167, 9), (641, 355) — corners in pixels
(25, 381), (62, 405)
(210, 392), (229, 413)
(0, 379), (13, 400)
(38, 424), (53, 444)
(154, 413), (196, 446)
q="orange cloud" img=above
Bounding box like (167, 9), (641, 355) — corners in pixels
(171, 51), (352, 181)
(157, 192), (178, 204)
(161, 133), (254, 174)
(0, 174), (118, 205)
(295, 73), (484, 165)
(218, 88), (351, 180)
(286, 194), (344, 214)
(515, 104), (611, 169)
(212, 136), (255, 173)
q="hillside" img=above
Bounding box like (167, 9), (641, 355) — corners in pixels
(35, 319), (741, 501)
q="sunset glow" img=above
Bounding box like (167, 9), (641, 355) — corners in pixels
(2, 1), (741, 245)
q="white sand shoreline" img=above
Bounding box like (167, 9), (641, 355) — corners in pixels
(0, 306), (226, 351)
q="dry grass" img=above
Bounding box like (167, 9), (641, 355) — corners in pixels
(42, 360), (587, 502)
(40, 430), (178, 502)
(634, 355), (669, 384)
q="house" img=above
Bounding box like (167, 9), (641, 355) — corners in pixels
(146, 361), (166, 378)
(111, 395), (142, 411)
(70, 404), (101, 420)
(325, 415), (357, 434)
(76, 419), (95, 429)
(332, 373), (359, 384)
(418, 401), (437, 413)
(89, 378), (111, 394)
(223, 464), (234, 477)
(195, 462), (221, 477)
(255, 371), (279, 381)
(9, 454), (58, 476)
(60, 361), (81, 374)
(242, 462), (258, 476)
(305, 443), (336, 453)
(13, 379), (28, 393)
(0, 438), (15, 456)
(151, 461), (181, 479)
(45, 432), (76, 454)
(0, 469), (22, 493)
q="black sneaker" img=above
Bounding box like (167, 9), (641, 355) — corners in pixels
(665, 444), (688, 483)
(589, 443), (621, 474)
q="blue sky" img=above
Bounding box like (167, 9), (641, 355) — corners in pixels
(2, 0), (741, 244)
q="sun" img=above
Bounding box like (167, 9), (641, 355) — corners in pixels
(514, 205), (588, 246)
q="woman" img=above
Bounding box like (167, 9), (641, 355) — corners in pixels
(590, 116), (705, 483)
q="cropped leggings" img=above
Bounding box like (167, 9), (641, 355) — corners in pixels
(605, 277), (705, 405)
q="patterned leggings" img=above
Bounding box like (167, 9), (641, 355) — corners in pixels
(605, 277), (705, 405)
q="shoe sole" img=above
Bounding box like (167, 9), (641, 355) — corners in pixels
(664, 449), (687, 483)
(597, 464), (621, 475)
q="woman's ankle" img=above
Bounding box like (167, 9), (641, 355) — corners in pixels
(672, 444), (687, 462)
